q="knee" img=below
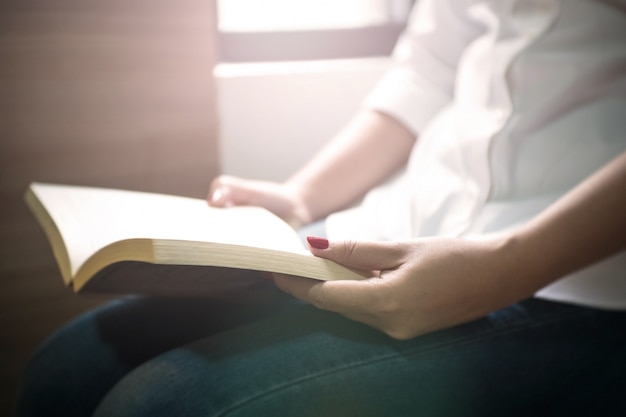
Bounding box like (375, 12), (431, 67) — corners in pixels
(92, 349), (216, 417)
(15, 311), (113, 416)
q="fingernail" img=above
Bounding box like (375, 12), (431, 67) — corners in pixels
(212, 186), (233, 206)
(210, 188), (223, 203)
(307, 236), (329, 250)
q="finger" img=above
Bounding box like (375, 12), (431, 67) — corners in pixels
(273, 273), (380, 313)
(208, 186), (232, 207)
(208, 176), (229, 206)
(208, 176), (248, 207)
(273, 273), (391, 330)
(306, 238), (405, 272)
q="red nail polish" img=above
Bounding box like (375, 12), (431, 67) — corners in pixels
(307, 236), (329, 250)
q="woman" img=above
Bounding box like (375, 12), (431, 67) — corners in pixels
(16, 0), (626, 415)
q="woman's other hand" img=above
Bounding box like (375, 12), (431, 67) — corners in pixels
(208, 175), (313, 228)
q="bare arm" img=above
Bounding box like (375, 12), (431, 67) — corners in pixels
(209, 109), (416, 227)
(506, 150), (626, 296)
(286, 109), (416, 222)
(274, 151), (626, 339)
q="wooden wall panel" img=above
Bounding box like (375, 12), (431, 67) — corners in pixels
(0, 1), (220, 413)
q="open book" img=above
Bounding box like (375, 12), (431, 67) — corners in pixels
(25, 183), (365, 296)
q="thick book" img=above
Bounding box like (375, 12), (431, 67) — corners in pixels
(25, 183), (365, 296)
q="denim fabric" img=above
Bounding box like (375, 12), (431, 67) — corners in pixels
(14, 284), (626, 417)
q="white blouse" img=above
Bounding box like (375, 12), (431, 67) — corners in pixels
(326, 0), (626, 310)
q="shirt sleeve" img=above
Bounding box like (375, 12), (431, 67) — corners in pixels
(364, 0), (485, 135)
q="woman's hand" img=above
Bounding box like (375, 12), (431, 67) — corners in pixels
(208, 111), (416, 229)
(273, 236), (533, 340)
(273, 151), (626, 340)
(208, 175), (313, 228)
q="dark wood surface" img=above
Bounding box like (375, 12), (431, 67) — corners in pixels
(0, 1), (219, 414)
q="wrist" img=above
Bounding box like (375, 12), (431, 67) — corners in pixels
(487, 228), (559, 300)
(283, 183), (315, 229)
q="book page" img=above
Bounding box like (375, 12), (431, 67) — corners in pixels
(30, 183), (305, 277)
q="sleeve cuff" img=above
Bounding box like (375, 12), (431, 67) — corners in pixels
(363, 66), (451, 136)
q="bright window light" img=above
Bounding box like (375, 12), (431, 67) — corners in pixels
(217, 0), (404, 32)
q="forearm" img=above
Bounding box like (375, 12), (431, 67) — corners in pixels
(502, 151), (626, 296)
(286, 109), (416, 222)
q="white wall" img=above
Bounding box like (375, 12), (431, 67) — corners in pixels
(214, 57), (390, 181)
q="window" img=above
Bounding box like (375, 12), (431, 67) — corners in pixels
(216, 0), (414, 62)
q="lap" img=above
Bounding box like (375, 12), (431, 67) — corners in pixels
(94, 299), (626, 417)
(16, 289), (626, 417)
(15, 281), (293, 417)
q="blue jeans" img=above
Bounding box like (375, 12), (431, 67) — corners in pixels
(14, 283), (626, 417)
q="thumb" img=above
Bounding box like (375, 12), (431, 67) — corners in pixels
(306, 236), (404, 272)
